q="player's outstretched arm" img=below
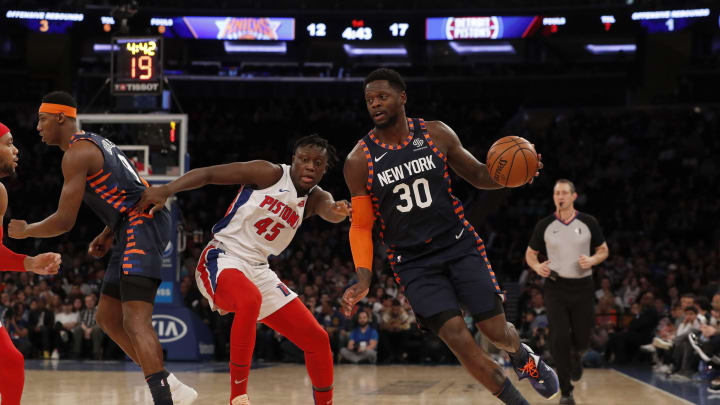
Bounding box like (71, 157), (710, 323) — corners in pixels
(427, 121), (504, 190)
(341, 145), (373, 317)
(23, 253), (62, 275)
(135, 160), (283, 214)
(305, 187), (350, 223)
(0, 183), (62, 274)
(9, 144), (91, 239)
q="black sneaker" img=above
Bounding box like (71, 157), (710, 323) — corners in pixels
(512, 343), (560, 399)
(570, 351), (583, 382)
(559, 391), (576, 405)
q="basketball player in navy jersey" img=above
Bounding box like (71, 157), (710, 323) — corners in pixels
(135, 135), (347, 405)
(8, 92), (196, 405)
(342, 69), (558, 405)
(0, 122), (61, 405)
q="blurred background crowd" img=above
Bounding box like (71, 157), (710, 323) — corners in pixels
(1, 98), (717, 377)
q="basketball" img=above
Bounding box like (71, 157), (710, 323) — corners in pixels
(486, 136), (538, 188)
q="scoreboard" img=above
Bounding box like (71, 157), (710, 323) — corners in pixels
(3, 7), (719, 38)
(111, 36), (163, 95)
(302, 18), (412, 41)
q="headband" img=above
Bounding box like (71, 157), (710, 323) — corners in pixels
(39, 103), (77, 118)
(0, 122), (9, 138)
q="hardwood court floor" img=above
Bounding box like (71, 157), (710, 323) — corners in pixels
(21, 363), (694, 405)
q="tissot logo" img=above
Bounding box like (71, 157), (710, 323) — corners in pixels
(152, 314), (188, 343)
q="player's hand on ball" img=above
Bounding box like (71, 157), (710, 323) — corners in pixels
(578, 254), (594, 270)
(8, 219), (29, 239)
(533, 260), (552, 277)
(529, 147), (543, 184)
(134, 185), (170, 215)
(88, 232), (114, 258)
(25, 252), (61, 275)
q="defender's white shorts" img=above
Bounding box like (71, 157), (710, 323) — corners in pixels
(195, 240), (297, 320)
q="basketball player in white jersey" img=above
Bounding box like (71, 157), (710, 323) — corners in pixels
(135, 135), (348, 405)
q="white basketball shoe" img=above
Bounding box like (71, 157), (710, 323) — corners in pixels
(145, 373), (198, 405)
(167, 373), (198, 405)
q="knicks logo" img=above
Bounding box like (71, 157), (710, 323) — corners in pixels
(217, 17), (279, 40)
(412, 138), (424, 148)
(276, 283), (292, 297)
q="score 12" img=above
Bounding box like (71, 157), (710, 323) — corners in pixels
(307, 23), (327, 37)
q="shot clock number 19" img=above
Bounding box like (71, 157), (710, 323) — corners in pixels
(131, 55), (152, 79)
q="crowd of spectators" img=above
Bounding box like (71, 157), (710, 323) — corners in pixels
(0, 96), (718, 381)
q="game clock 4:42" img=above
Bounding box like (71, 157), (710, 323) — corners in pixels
(111, 36), (164, 95)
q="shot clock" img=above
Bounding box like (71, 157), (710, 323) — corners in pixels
(111, 36), (163, 95)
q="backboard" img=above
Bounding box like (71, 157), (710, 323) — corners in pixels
(76, 113), (188, 183)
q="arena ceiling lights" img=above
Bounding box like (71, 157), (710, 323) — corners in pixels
(223, 41), (287, 54)
(585, 44), (636, 54)
(448, 41), (515, 54)
(342, 44), (407, 57)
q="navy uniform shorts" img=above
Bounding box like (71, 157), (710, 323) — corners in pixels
(101, 208), (171, 302)
(391, 229), (504, 327)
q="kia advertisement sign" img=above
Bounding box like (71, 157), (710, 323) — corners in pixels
(152, 314), (188, 343)
(152, 307), (214, 361)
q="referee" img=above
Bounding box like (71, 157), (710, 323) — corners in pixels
(525, 179), (609, 405)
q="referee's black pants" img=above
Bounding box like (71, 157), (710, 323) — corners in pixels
(544, 275), (595, 395)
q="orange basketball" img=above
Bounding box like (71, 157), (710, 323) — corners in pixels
(486, 136), (538, 188)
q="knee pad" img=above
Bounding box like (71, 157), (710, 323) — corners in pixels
(417, 309), (463, 335)
(303, 324), (330, 352)
(217, 270), (262, 312)
(472, 294), (505, 324)
(120, 275), (161, 303)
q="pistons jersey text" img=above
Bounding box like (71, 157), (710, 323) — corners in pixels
(211, 164), (308, 264)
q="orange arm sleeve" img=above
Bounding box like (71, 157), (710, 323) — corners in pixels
(349, 195), (374, 271)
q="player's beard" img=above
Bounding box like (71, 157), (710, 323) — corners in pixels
(374, 112), (399, 129)
(0, 161), (17, 179)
